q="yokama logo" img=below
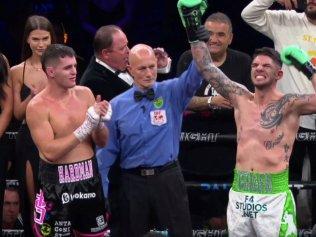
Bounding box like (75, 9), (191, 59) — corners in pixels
(61, 192), (96, 204)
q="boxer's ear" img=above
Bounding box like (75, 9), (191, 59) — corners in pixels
(46, 66), (55, 78)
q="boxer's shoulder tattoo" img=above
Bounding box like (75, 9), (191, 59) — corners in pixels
(260, 94), (301, 129)
(263, 132), (284, 150)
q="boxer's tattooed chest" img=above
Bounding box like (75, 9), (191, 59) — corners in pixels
(259, 94), (301, 151)
(260, 94), (301, 129)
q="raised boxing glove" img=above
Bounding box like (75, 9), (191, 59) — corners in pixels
(177, 0), (208, 43)
(281, 45), (316, 80)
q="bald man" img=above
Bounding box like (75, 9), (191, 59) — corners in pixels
(97, 44), (203, 237)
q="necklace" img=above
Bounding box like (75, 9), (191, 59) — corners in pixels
(28, 60), (42, 71)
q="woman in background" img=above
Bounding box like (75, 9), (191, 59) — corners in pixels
(10, 15), (56, 234)
(0, 52), (13, 232)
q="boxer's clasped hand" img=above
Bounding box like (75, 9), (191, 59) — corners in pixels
(74, 106), (101, 142)
(94, 95), (112, 122)
(101, 103), (112, 122)
(74, 96), (112, 141)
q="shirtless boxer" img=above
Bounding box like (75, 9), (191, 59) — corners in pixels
(178, 0), (316, 236)
(26, 44), (111, 237)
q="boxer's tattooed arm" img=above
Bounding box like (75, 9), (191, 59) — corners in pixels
(260, 94), (302, 129)
(191, 42), (250, 100)
(263, 132), (284, 150)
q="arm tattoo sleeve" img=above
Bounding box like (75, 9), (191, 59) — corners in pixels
(190, 41), (249, 100)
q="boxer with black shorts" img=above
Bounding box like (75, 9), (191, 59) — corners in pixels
(26, 44), (111, 237)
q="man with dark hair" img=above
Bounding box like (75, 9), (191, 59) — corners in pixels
(178, 0), (316, 234)
(242, 0), (316, 226)
(2, 187), (23, 230)
(176, 12), (253, 229)
(26, 44), (111, 236)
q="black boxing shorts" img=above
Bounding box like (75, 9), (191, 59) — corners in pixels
(33, 157), (108, 237)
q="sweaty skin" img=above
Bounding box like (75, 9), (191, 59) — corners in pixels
(191, 41), (316, 173)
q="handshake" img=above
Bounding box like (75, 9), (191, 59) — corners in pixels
(177, 0), (209, 43)
(281, 45), (316, 80)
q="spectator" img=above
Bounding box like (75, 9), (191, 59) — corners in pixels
(0, 53), (13, 233)
(2, 187), (23, 230)
(10, 15), (56, 235)
(242, 0), (316, 226)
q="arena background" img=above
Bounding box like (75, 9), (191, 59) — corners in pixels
(0, 0), (275, 75)
(1, 0), (315, 233)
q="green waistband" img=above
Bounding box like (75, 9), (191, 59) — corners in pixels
(232, 169), (289, 194)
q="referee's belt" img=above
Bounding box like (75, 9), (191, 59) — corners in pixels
(122, 160), (178, 176)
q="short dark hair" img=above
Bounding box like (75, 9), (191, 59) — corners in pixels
(21, 15), (57, 61)
(41, 44), (76, 71)
(205, 12), (233, 33)
(93, 25), (122, 56)
(253, 47), (282, 68)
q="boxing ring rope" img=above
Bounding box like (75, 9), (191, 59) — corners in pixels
(2, 229), (24, 237)
(180, 131), (316, 143)
(149, 227), (316, 237)
(3, 133), (316, 236)
(186, 181), (316, 191)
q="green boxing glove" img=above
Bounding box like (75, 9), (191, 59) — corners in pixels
(281, 45), (316, 80)
(177, 0), (208, 43)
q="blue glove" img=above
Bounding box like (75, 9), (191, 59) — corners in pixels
(281, 45), (316, 80)
(177, 0), (208, 43)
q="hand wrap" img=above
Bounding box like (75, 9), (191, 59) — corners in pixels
(74, 106), (101, 141)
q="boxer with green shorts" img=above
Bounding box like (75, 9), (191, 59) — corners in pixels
(177, 1), (316, 235)
(228, 169), (296, 236)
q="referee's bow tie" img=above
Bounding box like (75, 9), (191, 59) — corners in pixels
(134, 88), (155, 102)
